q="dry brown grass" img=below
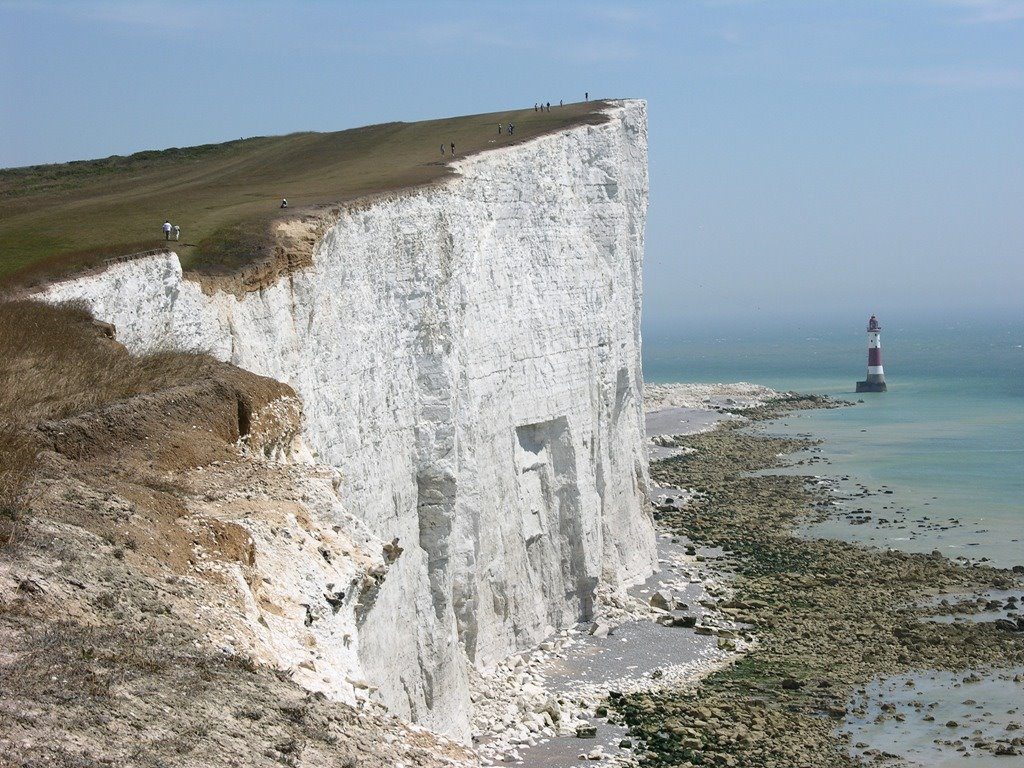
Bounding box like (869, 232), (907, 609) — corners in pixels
(0, 299), (218, 538)
(0, 425), (35, 546)
(0, 299), (216, 424)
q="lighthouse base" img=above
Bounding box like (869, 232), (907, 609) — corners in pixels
(856, 380), (887, 393)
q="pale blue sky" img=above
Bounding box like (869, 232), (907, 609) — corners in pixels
(1, 0), (1022, 330)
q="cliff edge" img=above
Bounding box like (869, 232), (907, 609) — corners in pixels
(36, 99), (655, 740)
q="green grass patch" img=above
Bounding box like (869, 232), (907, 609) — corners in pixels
(0, 101), (610, 287)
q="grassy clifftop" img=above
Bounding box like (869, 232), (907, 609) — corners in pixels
(0, 101), (609, 287)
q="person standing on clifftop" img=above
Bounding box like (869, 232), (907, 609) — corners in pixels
(162, 220), (172, 240)
(498, 123), (503, 134)
(585, 91), (589, 101)
(440, 144), (445, 155)
(450, 141), (456, 155)
(173, 224), (180, 241)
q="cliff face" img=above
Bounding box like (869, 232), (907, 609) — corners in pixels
(41, 99), (654, 739)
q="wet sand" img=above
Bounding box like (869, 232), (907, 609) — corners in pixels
(616, 391), (1023, 767)
(481, 388), (1023, 766)
(511, 540), (735, 766)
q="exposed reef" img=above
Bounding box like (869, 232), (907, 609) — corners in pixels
(613, 399), (1024, 767)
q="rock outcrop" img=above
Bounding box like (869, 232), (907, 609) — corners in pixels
(40, 99), (655, 739)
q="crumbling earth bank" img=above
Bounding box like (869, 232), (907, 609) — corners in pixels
(0, 341), (472, 767)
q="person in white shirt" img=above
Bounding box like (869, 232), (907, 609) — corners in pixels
(162, 220), (172, 240)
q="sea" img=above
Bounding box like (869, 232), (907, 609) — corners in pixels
(643, 315), (1024, 569)
(643, 314), (1024, 766)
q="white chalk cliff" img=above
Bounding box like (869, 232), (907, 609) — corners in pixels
(42, 99), (655, 739)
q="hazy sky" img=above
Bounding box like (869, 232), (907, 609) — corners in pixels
(1, 0), (1021, 331)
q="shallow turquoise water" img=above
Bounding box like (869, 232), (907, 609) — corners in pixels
(643, 317), (1024, 568)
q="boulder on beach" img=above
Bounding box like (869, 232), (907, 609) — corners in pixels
(649, 590), (674, 610)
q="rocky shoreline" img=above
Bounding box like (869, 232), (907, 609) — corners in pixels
(467, 547), (740, 766)
(612, 392), (1024, 766)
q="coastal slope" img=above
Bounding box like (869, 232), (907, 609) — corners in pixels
(0, 301), (476, 767)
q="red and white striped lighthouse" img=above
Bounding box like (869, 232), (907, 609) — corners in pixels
(855, 315), (887, 393)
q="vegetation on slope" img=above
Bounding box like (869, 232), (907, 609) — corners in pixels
(0, 300), (216, 546)
(0, 101), (609, 287)
(0, 300), (215, 422)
